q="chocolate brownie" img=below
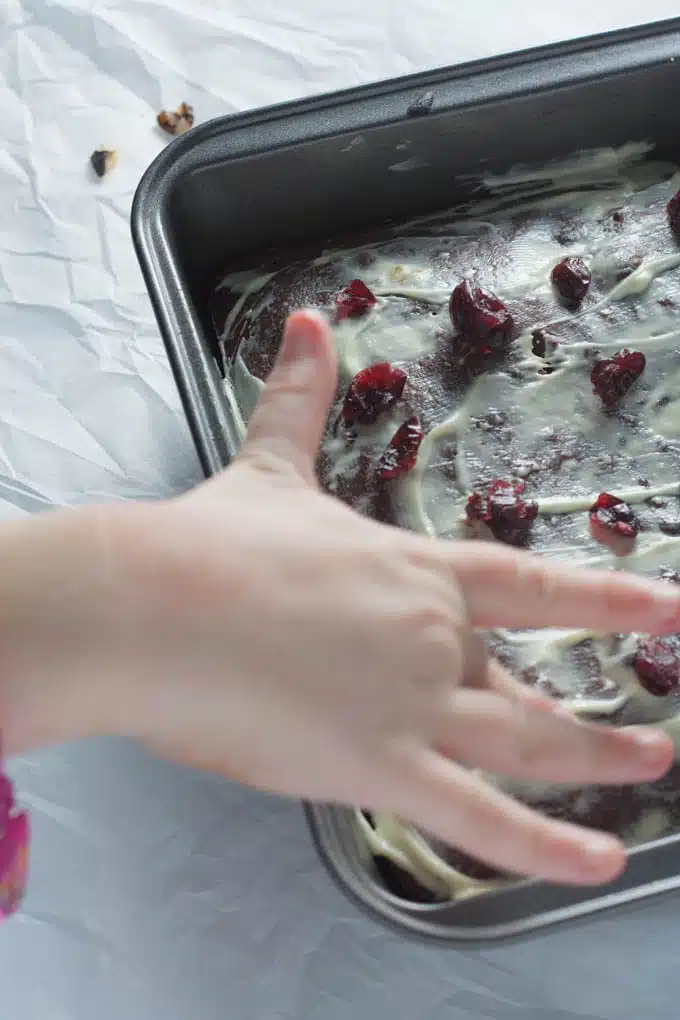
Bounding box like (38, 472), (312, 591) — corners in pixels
(210, 143), (680, 901)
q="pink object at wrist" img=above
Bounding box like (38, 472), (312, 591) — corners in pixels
(0, 772), (28, 919)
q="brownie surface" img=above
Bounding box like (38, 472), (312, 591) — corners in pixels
(210, 144), (680, 899)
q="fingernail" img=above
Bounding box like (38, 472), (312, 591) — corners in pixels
(581, 832), (623, 874)
(551, 700), (576, 718)
(520, 692), (549, 712)
(626, 726), (673, 765)
(537, 696), (576, 720)
(652, 584), (680, 624)
(280, 311), (326, 366)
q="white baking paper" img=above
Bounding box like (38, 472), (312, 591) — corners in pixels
(0, 1), (678, 1017)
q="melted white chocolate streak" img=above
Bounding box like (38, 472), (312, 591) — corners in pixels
(222, 144), (680, 901)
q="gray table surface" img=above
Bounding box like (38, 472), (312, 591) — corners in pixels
(2, 2), (680, 1017)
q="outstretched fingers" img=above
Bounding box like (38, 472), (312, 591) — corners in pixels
(435, 685), (673, 785)
(239, 310), (338, 483)
(448, 542), (680, 635)
(393, 750), (626, 885)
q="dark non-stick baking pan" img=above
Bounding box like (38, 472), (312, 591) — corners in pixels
(133, 17), (680, 943)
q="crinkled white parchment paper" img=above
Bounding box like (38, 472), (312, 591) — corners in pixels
(0, 1), (678, 1017)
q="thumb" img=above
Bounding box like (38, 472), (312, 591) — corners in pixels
(239, 309), (338, 483)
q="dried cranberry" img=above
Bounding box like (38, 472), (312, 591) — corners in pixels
(589, 493), (639, 554)
(466, 480), (538, 546)
(589, 493), (639, 538)
(551, 256), (592, 308)
(667, 189), (680, 238)
(378, 417), (423, 480)
(336, 279), (377, 321)
(449, 280), (514, 352)
(634, 635), (680, 697)
(590, 349), (646, 407)
(341, 363), (407, 426)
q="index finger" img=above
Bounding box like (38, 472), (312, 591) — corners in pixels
(448, 542), (680, 634)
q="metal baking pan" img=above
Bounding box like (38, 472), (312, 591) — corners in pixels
(132, 16), (680, 944)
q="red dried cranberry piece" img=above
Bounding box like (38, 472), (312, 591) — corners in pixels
(589, 493), (639, 554)
(551, 256), (592, 308)
(378, 417), (423, 480)
(634, 635), (680, 697)
(590, 349), (645, 407)
(466, 480), (538, 546)
(336, 279), (377, 321)
(667, 189), (680, 238)
(341, 363), (407, 426)
(449, 280), (514, 352)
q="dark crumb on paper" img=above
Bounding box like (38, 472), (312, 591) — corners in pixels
(90, 147), (118, 178)
(157, 102), (195, 136)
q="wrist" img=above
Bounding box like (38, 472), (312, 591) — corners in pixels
(0, 505), (135, 756)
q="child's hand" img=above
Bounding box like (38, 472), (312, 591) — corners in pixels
(110, 309), (677, 887)
(3, 310), (679, 890)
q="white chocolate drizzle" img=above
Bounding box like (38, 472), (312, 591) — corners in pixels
(218, 144), (680, 902)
